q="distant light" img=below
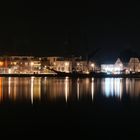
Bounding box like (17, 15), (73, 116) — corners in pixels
(13, 62), (17, 65)
(91, 63), (94, 67)
(65, 62), (69, 66)
(8, 69), (11, 74)
(31, 62), (34, 66)
(120, 64), (123, 67)
(0, 61), (4, 66)
(86, 71), (89, 74)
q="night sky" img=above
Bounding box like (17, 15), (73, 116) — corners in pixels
(0, 1), (140, 62)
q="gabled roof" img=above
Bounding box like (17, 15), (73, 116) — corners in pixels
(115, 58), (123, 65)
(118, 49), (140, 63)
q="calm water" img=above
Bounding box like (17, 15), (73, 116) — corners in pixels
(0, 77), (140, 103)
(0, 77), (140, 138)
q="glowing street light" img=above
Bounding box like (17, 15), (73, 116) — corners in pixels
(65, 62), (69, 66)
(8, 68), (11, 74)
(31, 62), (34, 66)
(91, 63), (94, 67)
(91, 63), (95, 71)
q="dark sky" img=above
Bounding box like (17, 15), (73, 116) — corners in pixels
(0, 1), (140, 62)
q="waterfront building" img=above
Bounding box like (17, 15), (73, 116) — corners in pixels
(75, 61), (95, 73)
(30, 60), (41, 74)
(101, 58), (124, 74)
(9, 56), (34, 74)
(75, 61), (89, 73)
(101, 64), (114, 74)
(53, 60), (72, 73)
(0, 56), (42, 74)
(0, 55), (138, 75)
(128, 58), (140, 73)
(114, 58), (124, 74)
(47, 57), (62, 67)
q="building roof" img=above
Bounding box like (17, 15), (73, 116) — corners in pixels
(118, 49), (140, 63)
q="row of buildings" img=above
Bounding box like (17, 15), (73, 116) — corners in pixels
(0, 56), (139, 74)
(101, 58), (140, 74)
(0, 56), (95, 74)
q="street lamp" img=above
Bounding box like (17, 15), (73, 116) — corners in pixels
(91, 63), (95, 71)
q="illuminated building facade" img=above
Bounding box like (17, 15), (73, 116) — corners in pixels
(46, 56), (96, 73)
(0, 56), (139, 75)
(101, 58), (124, 74)
(75, 61), (96, 73)
(128, 58), (140, 73)
(0, 56), (42, 74)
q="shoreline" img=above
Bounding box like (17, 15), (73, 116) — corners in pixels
(0, 73), (140, 78)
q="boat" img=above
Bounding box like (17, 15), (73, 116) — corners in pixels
(48, 68), (140, 78)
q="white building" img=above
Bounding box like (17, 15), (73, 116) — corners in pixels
(101, 64), (114, 74)
(101, 58), (124, 74)
(114, 58), (123, 73)
(128, 58), (140, 73)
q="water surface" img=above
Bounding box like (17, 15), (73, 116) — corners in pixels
(0, 77), (140, 138)
(0, 77), (140, 103)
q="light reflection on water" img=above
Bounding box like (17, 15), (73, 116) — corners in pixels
(101, 78), (122, 99)
(0, 77), (140, 103)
